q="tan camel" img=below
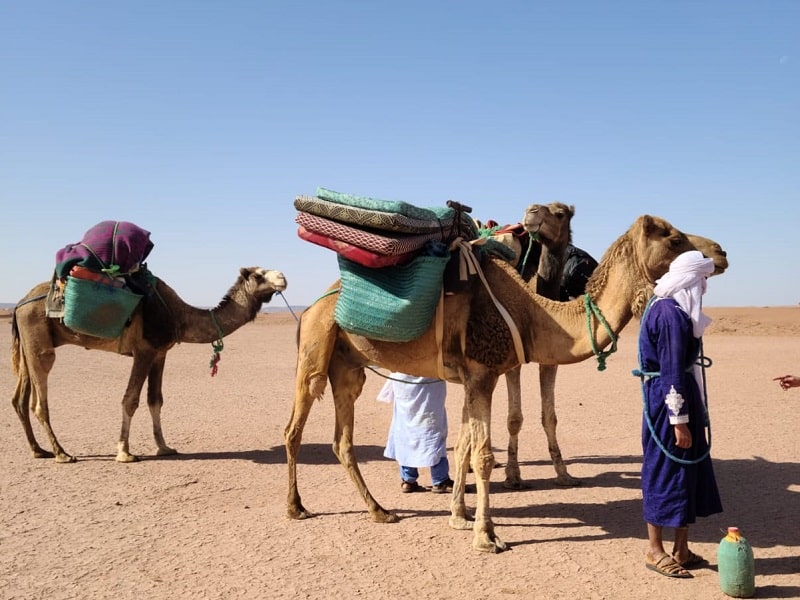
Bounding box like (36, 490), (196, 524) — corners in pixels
(285, 210), (719, 553)
(11, 267), (287, 463)
(499, 228), (729, 489)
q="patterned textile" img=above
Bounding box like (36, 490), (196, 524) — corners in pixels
(316, 187), (453, 221)
(297, 226), (417, 268)
(55, 221), (154, 279)
(296, 211), (444, 256)
(294, 195), (455, 234)
(334, 253), (449, 342)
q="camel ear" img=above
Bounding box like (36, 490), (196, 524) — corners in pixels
(240, 267), (254, 279)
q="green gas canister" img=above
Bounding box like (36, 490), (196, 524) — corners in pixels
(718, 527), (755, 598)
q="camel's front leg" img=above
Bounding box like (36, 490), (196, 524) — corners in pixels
(503, 365), (524, 489)
(454, 373), (507, 553)
(329, 361), (397, 523)
(449, 401), (473, 530)
(146, 354), (177, 456)
(539, 364), (579, 486)
(116, 353), (155, 462)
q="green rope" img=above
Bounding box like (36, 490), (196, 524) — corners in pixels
(583, 293), (618, 371)
(517, 231), (540, 276)
(208, 310), (224, 377)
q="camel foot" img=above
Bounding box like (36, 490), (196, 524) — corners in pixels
(502, 477), (526, 490)
(115, 452), (139, 463)
(448, 514), (474, 531)
(54, 452), (77, 463)
(369, 509), (400, 524)
(32, 448), (55, 459)
(288, 508), (314, 520)
(473, 531), (508, 553)
(554, 473), (582, 487)
(156, 446), (178, 456)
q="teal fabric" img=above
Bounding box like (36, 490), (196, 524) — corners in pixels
(334, 253), (449, 342)
(316, 187), (455, 221)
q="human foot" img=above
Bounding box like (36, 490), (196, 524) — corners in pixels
(645, 553), (692, 578)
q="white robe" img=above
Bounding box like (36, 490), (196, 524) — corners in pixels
(378, 373), (448, 468)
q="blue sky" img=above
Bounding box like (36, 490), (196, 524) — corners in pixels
(2, 1), (797, 308)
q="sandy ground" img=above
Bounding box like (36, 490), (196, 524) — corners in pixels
(1, 306), (799, 600)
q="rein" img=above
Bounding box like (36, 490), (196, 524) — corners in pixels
(208, 310), (224, 377)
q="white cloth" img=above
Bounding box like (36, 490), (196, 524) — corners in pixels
(378, 373), (448, 468)
(653, 250), (715, 338)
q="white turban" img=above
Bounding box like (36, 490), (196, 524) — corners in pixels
(654, 250), (715, 337)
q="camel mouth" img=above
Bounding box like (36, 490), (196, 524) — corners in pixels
(522, 204), (546, 234)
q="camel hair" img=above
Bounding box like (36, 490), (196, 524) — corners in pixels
(491, 214), (729, 489)
(285, 210), (721, 553)
(11, 266), (287, 463)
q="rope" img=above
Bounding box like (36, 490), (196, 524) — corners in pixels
(631, 296), (712, 465)
(275, 291), (299, 321)
(583, 294), (618, 371)
(517, 231), (540, 276)
(208, 310), (224, 377)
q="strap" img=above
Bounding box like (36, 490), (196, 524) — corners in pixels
(435, 288), (446, 380)
(450, 238), (526, 366)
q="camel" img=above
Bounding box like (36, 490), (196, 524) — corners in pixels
(11, 266), (287, 463)
(285, 209), (721, 553)
(496, 226), (729, 488)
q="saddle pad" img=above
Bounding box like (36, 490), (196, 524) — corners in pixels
(297, 226), (417, 268)
(294, 195), (455, 234)
(316, 187), (454, 221)
(296, 211), (444, 256)
(334, 253), (449, 342)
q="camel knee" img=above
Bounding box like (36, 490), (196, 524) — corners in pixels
(507, 414), (523, 436)
(306, 374), (327, 399)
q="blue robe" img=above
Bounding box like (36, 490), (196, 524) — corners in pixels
(638, 297), (723, 527)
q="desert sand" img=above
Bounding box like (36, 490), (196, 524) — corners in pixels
(1, 306), (798, 599)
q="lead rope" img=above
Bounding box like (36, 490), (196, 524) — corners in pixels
(208, 310), (224, 377)
(631, 296), (712, 465)
(583, 293), (618, 371)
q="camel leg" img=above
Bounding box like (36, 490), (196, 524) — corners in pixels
(449, 400), (474, 529)
(24, 346), (75, 463)
(503, 365), (525, 489)
(11, 363), (53, 459)
(328, 358), (397, 523)
(286, 301), (338, 520)
(116, 353), (155, 462)
(146, 354), (177, 456)
(451, 370), (507, 553)
(539, 364), (579, 486)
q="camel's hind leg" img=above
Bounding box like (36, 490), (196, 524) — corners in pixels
(24, 347), (75, 463)
(539, 364), (579, 486)
(11, 360), (53, 459)
(285, 296), (339, 520)
(328, 357), (397, 523)
(145, 354), (177, 456)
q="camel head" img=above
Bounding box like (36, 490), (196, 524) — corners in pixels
(563, 215), (701, 318)
(523, 202), (575, 248)
(685, 233), (729, 275)
(238, 267), (288, 304)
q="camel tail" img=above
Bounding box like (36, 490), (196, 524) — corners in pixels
(10, 308), (21, 376)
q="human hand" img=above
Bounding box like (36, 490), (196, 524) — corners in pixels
(674, 424), (692, 449)
(773, 375), (800, 391)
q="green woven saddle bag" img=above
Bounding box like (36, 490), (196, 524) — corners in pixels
(63, 276), (143, 339)
(334, 253), (450, 342)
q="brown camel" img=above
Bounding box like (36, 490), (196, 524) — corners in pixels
(497, 226), (730, 488)
(285, 210), (718, 553)
(11, 266), (287, 463)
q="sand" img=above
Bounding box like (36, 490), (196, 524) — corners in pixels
(1, 306), (798, 599)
